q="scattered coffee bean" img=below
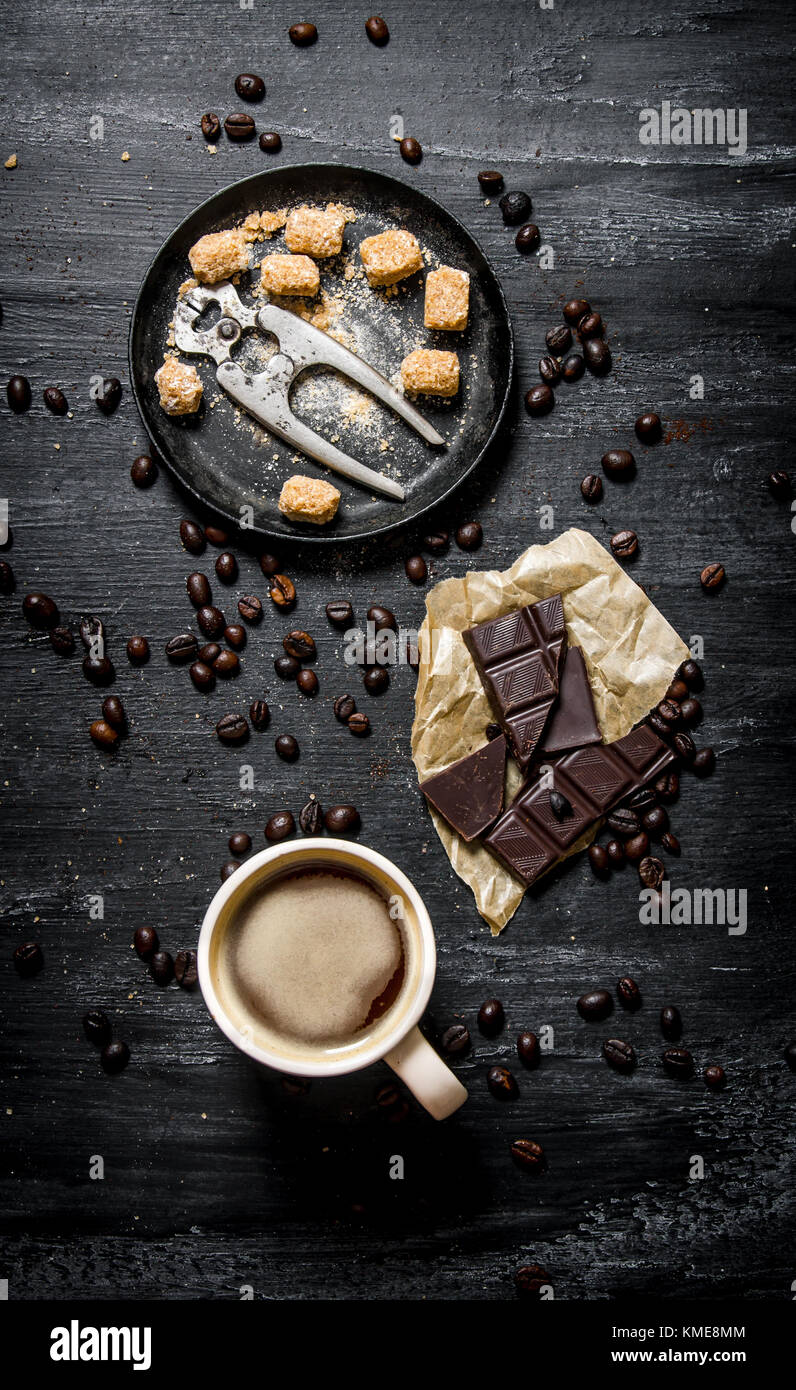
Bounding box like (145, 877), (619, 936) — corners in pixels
(164, 632), (198, 665)
(423, 531), (449, 555)
(455, 521), (483, 550)
(174, 949), (198, 989)
(487, 1065), (518, 1100)
(365, 15), (389, 44)
(478, 997), (504, 1036)
(130, 453), (157, 487)
(549, 789), (573, 820)
(649, 710), (672, 739)
(298, 798), (323, 835)
(580, 473), (603, 503)
(603, 1038), (635, 1072)
(499, 191), (532, 225)
(678, 696), (701, 726)
(348, 711), (370, 737)
(577, 989), (613, 1021)
(510, 1139), (545, 1173)
(228, 831), (251, 856)
(282, 1075), (311, 1097)
(399, 136), (422, 164)
(485, 722), (502, 740)
(517, 1030), (540, 1068)
(578, 311), (603, 338)
(150, 950), (174, 986)
(275, 653), (300, 679)
(625, 832), (650, 862)
(525, 384), (554, 416)
(200, 111), (221, 140)
(224, 624), (246, 650)
(0, 559), (14, 593)
(268, 574), (296, 608)
(7, 374), (32, 412)
(545, 326), (572, 356)
(673, 731), (696, 761)
(666, 678), (689, 702)
(213, 648), (239, 678)
(289, 21), (318, 45)
(515, 222), (540, 253)
(375, 1082), (401, 1111)
(692, 747), (715, 777)
(134, 925), (159, 958)
(297, 668), (319, 696)
(606, 807), (638, 838)
(643, 806), (669, 838)
(216, 713), (249, 744)
(220, 859), (241, 881)
(238, 594), (262, 623)
(14, 942), (43, 977)
(477, 169), (504, 194)
(215, 551), (238, 584)
(283, 630), (316, 660)
(250, 699), (270, 728)
(198, 642), (221, 665)
(23, 591), (59, 629)
(661, 831), (680, 855)
(635, 411), (662, 443)
(606, 839), (625, 866)
(441, 1023), (471, 1055)
(584, 339), (612, 374)
(405, 554), (427, 584)
(638, 855), (664, 888)
(265, 811), (295, 843)
(617, 976), (641, 1009)
(704, 1064), (725, 1088)
(259, 552), (281, 576)
(601, 449), (635, 480)
(224, 112), (256, 141)
(102, 695), (126, 729)
(49, 625), (74, 655)
(101, 1040), (130, 1074)
(363, 665), (389, 694)
(767, 468), (792, 500)
(367, 603), (396, 631)
(324, 804), (360, 833)
(538, 355), (561, 386)
(563, 298), (590, 324)
(610, 529), (638, 559)
(127, 634), (150, 665)
(660, 1005), (682, 1040)
(334, 693), (357, 722)
(628, 787), (656, 811)
(259, 130), (283, 152)
(204, 525), (228, 546)
(83, 655), (115, 686)
(700, 562), (725, 592)
(588, 843), (609, 876)
(275, 733), (299, 761)
(784, 1042), (796, 1072)
(96, 377), (122, 415)
(235, 72), (265, 101)
(186, 572), (211, 607)
(657, 699), (681, 726)
(83, 1011), (111, 1046)
(514, 1264), (552, 1297)
(179, 519), (205, 555)
(561, 353), (585, 382)
(662, 1046), (694, 1078)
(326, 599), (353, 626)
(43, 385), (68, 415)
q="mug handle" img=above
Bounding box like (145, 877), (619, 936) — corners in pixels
(385, 1026), (468, 1120)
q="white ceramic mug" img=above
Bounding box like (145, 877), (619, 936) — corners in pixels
(197, 838), (468, 1121)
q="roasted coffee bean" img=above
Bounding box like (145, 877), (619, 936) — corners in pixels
(648, 710), (672, 739)
(299, 799), (323, 834)
(237, 594), (262, 623)
(23, 591), (59, 629)
(365, 15), (390, 44)
(580, 473), (603, 503)
(657, 699), (681, 726)
(49, 623), (75, 656)
(499, 190), (532, 225)
(216, 713), (249, 743)
(220, 859), (241, 882)
(206, 525), (230, 546)
(635, 411), (662, 443)
(150, 951), (174, 986)
(249, 699), (270, 729)
(265, 811), (295, 843)
(82, 654), (115, 686)
(678, 696), (702, 726)
(628, 787), (656, 812)
(130, 453), (157, 487)
(678, 660), (702, 692)
(134, 925), (159, 958)
(224, 112), (256, 141)
(101, 1040), (130, 1074)
(83, 1010), (111, 1046)
(214, 551), (238, 584)
(515, 222), (540, 253)
(79, 614), (105, 651)
(486, 722), (502, 740)
(617, 976), (641, 1009)
(289, 21), (318, 45)
(606, 839), (625, 866)
(660, 1005), (682, 1041)
(283, 629), (316, 660)
(514, 1264), (552, 1298)
(478, 997), (504, 1036)
(399, 136), (422, 164)
(275, 653), (300, 679)
(375, 1082), (402, 1112)
(700, 562), (725, 592)
(363, 665), (389, 695)
(549, 789), (573, 820)
(297, 668), (318, 696)
(673, 731), (696, 762)
(692, 746), (715, 777)
(195, 606), (225, 638)
(610, 529), (638, 559)
(102, 695), (126, 729)
(767, 468), (792, 500)
(186, 572), (211, 607)
(367, 603), (396, 631)
(584, 338), (612, 374)
(324, 803), (360, 834)
(259, 131), (282, 153)
(441, 1023), (471, 1055)
(588, 843), (610, 876)
(517, 1030), (540, 1068)
(562, 353), (585, 382)
(601, 449), (635, 480)
(638, 855), (664, 888)
(348, 711), (370, 737)
(224, 624), (246, 650)
(228, 831), (251, 857)
(127, 634), (150, 665)
(235, 72), (265, 101)
(608, 809), (640, 838)
(174, 949), (198, 989)
(487, 1065), (518, 1100)
(269, 574), (296, 608)
(259, 552), (281, 576)
(661, 832), (681, 856)
(7, 374), (32, 412)
(198, 642), (221, 665)
(96, 377), (122, 415)
(563, 298), (590, 324)
(200, 112), (221, 140)
(662, 1046), (694, 1078)
(326, 599), (353, 626)
(282, 1075), (312, 1098)
(666, 678), (689, 702)
(704, 1064), (725, 1088)
(525, 383), (554, 416)
(423, 531), (449, 555)
(477, 169), (504, 194)
(538, 355), (561, 386)
(275, 733), (299, 761)
(642, 805), (668, 838)
(165, 632), (198, 665)
(405, 554), (428, 584)
(784, 1042), (796, 1072)
(455, 521), (483, 550)
(603, 1038), (635, 1072)
(179, 519), (205, 555)
(14, 941), (43, 977)
(578, 989), (613, 1021)
(510, 1139), (545, 1173)
(213, 649), (239, 677)
(334, 693), (357, 722)
(545, 325), (572, 356)
(625, 832), (650, 862)
(0, 559), (14, 593)
(577, 311), (603, 338)
(43, 385), (68, 415)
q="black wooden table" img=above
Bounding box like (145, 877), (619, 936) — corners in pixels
(1, 0), (794, 1302)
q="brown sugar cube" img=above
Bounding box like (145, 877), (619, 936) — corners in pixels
(188, 228), (249, 284)
(359, 229), (424, 287)
(155, 358), (203, 415)
(284, 205), (346, 259)
(400, 349), (460, 397)
(259, 254), (320, 297)
(424, 266), (470, 331)
(278, 474), (341, 525)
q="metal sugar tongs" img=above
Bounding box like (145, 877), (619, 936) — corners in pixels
(173, 281), (447, 501)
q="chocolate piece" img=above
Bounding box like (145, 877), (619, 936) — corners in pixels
(421, 736), (506, 841)
(463, 595), (566, 772)
(540, 646), (601, 755)
(482, 724), (677, 886)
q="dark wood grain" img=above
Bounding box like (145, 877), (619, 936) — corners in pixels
(1, 0), (795, 1302)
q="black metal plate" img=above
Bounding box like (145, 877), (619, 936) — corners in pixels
(128, 164), (513, 544)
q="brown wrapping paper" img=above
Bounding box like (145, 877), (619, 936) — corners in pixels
(410, 528), (689, 934)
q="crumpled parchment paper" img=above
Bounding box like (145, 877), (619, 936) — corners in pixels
(410, 528), (689, 934)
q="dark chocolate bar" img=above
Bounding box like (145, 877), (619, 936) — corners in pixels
(463, 595), (566, 772)
(540, 646), (601, 755)
(482, 724), (677, 886)
(420, 735), (506, 842)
